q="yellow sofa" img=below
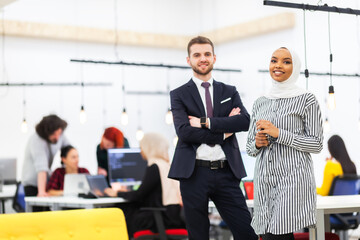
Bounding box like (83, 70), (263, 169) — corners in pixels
(0, 208), (128, 240)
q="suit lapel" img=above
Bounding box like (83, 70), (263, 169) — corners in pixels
(213, 80), (222, 117)
(186, 79), (206, 116)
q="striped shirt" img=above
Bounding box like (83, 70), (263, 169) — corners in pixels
(246, 93), (323, 235)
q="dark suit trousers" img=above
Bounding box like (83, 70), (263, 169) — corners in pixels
(180, 165), (257, 240)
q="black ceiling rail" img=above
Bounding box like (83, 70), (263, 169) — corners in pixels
(258, 69), (360, 77)
(70, 59), (242, 73)
(263, 1), (360, 16)
(0, 82), (112, 87)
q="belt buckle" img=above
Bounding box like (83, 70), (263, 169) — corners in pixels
(210, 161), (218, 170)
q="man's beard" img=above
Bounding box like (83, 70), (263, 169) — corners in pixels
(191, 63), (213, 76)
(48, 139), (58, 144)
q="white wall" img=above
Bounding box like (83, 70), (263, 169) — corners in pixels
(0, 0), (359, 187)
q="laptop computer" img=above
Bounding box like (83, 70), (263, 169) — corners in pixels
(63, 173), (90, 196)
(86, 175), (110, 198)
(107, 148), (147, 190)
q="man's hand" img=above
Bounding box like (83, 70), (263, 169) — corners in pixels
(188, 116), (201, 128)
(224, 108), (241, 137)
(256, 120), (279, 138)
(225, 133), (233, 139)
(229, 107), (241, 117)
(188, 107), (241, 130)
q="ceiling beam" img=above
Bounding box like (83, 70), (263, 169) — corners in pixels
(0, 12), (295, 49)
(0, 0), (16, 8)
(203, 12), (295, 44)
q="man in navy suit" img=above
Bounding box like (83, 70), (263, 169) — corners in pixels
(169, 36), (257, 240)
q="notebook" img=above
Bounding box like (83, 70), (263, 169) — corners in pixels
(63, 173), (90, 196)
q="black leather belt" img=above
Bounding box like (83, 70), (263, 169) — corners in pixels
(195, 159), (228, 170)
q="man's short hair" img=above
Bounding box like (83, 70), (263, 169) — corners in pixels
(187, 36), (214, 56)
(35, 114), (67, 141)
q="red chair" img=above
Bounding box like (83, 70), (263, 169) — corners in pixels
(133, 208), (188, 240)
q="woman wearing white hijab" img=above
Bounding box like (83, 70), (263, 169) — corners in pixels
(246, 47), (323, 240)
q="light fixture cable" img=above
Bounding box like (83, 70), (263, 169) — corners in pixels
(21, 85), (28, 133)
(79, 64), (87, 124)
(113, 0), (120, 61)
(121, 67), (128, 125)
(165, 69), (173, 125)
(327, 12), (336, 110)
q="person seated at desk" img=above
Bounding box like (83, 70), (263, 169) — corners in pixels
(97, 127), (129, 179)
(104, 133), (185, 237)
(46, 145), (89, 196)
(317, 135), (357, 196)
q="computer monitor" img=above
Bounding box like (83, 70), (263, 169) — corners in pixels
(241, 151), (256, 181)
(107, 148), (147, 187)
(0, 158), (17, 184)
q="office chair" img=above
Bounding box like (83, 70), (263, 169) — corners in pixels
(133, 207), (188, 240)
(328, 175), (360, 240)
(12, 182), (25, 212)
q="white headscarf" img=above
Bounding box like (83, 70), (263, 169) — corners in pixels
(264, 48), (308, 99)
(140, 133), (182, 206)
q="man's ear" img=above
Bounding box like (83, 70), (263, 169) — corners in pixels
(186, 56), (190, 66)
(213, 54), (217, 64)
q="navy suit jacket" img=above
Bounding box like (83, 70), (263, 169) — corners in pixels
(168, 79), (250, 180)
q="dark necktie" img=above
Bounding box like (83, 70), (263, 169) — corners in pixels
(201, 82), (213, 118)
(201, 81), (215, 147)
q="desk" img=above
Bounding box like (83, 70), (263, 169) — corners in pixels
(0, 185), (16, 213)
(308, 195), (360, 240)
(236, 196), (360, 240)
(25, 196), (126, 212)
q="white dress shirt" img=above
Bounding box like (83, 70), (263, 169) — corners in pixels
(192, 76), (226, 161)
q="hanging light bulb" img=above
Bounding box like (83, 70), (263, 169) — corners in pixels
(136, 128), (144, 141)
(165, 108), (173, 125)
(324, 118), (331, 133)
(79, 105), (87, 124)
(327, 85), (336, 110)
(173, 136), (178, 147)
(121, 108), (129, 126)
(21, 118), (28, 133)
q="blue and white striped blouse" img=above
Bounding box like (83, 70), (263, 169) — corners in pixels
(246, 93), (323, 235)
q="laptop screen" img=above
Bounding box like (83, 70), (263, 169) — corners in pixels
(0, 158), (17, 184)
(107, 148), (147, 186)
(86, 175), (109, 195)
(63, 174), (90, 196)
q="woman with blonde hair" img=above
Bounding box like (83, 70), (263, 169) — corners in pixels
(105, 133), (184, 237)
